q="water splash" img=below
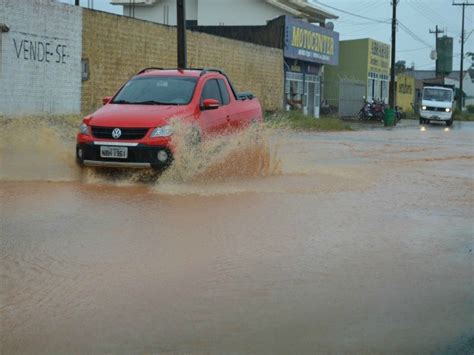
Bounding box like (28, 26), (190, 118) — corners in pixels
(0, 116), (81, 181)
(0, 116), (281, 190)
(161, 121), (280, 182)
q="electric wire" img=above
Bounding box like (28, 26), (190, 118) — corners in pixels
(397, 46), (431, 53)
(398, 20), (433, 48)
(314, 0), (391, 23)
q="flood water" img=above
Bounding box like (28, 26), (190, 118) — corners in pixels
(1, 119), (473, 354)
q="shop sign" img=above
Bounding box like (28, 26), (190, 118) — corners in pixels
(368, 39), (390, 76)
(284, 16), (339, 66)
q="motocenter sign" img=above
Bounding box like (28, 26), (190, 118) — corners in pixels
(284, 16), (339, 66)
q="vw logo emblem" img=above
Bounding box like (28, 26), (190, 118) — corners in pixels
(112, 128), (122, 139)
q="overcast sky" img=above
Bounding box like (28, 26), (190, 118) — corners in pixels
(60, 0), (473, 71)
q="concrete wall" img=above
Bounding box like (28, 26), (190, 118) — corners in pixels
(81, 10), (283, 113)
(0, 0), (82, 116)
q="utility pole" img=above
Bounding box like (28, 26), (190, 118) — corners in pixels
(453, 1), (473, 110)
(429, 25), (444, 77)
(177, 0), (187, 69)
(389, 0), (398, 109)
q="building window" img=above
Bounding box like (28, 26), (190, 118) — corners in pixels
(381, 80), (389, 103)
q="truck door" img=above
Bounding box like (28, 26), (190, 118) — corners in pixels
(217, 78), (241, 130)
(198, 79), (229, 135)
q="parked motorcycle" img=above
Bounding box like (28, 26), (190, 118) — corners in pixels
(359, 97), (387, 121)
(358, 97), (373, 120)
(371, 98), (386, 122)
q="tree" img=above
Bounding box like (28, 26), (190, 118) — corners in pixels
(395, 60), (406, 73)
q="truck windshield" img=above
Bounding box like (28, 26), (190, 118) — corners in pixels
(423, 88), (452, 102)
(112, 76), (197, 105)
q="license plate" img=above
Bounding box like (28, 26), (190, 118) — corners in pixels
(100, 146), (128, 159)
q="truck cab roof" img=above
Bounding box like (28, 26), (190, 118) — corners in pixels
(135, 68), (228, 78)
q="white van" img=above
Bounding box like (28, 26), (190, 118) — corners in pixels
(419, 85), (454, 126)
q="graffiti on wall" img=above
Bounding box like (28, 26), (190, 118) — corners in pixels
(12, 34), (69, 64)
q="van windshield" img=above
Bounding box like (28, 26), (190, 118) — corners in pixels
(423, 88), (452, 102)
(112, 76), (197, 105)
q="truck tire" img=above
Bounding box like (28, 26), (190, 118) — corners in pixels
(446, 118), (453, 127)
(419, 117), (424, 124)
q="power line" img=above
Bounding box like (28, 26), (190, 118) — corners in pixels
(398, 20), (433, 48)
(407, 1), (462, 35)
(415, 0), (460, 31)
(397, 46), (431, 53)
(313, 1), (390, 24)
(415, 53), (461, 69)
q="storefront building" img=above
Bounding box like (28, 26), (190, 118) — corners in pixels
(283, 17), (339, 117)
(324, 38), (391, 116)
(190, 14), (339, 117)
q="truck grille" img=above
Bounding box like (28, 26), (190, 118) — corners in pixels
(91, 126), (149, 140)
(426, 106), (446, 112)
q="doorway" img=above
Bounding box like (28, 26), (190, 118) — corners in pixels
(305, 74), (320, 118)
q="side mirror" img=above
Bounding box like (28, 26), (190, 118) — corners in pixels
(362, 96), (366, 100)
(102, 96), (112, 105)
(201, 98), (220, 110)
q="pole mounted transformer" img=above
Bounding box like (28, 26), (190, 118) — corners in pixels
(177, 0), (187, 69)
(429, 25), (444, 78)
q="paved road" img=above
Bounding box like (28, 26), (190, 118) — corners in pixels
(1, 120), (473, 354)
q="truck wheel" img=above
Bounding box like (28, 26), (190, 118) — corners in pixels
(419, 117), (424, 124)
(446, 119), (453, 127)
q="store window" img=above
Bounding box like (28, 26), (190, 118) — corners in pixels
(285, 72), (304, 111)
(381, 80), (389, 103)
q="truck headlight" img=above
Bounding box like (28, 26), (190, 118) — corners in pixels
(151, 125), (173, 137)
(445, 108), (451, 112)
(79, 123), (89, 135)
(422, 106), (427, 110)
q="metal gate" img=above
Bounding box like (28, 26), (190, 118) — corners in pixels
(338, 79), (366, 117)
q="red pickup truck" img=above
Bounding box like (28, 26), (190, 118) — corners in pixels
(76, 68), (263, 169)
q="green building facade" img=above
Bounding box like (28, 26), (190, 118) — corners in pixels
(324, 38), (390, 114)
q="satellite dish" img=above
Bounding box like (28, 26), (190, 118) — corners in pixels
(325, 21), (334, 30)
(430, 49), (437, 60)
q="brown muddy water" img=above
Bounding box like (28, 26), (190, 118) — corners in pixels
(1, 119), (473, 354)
